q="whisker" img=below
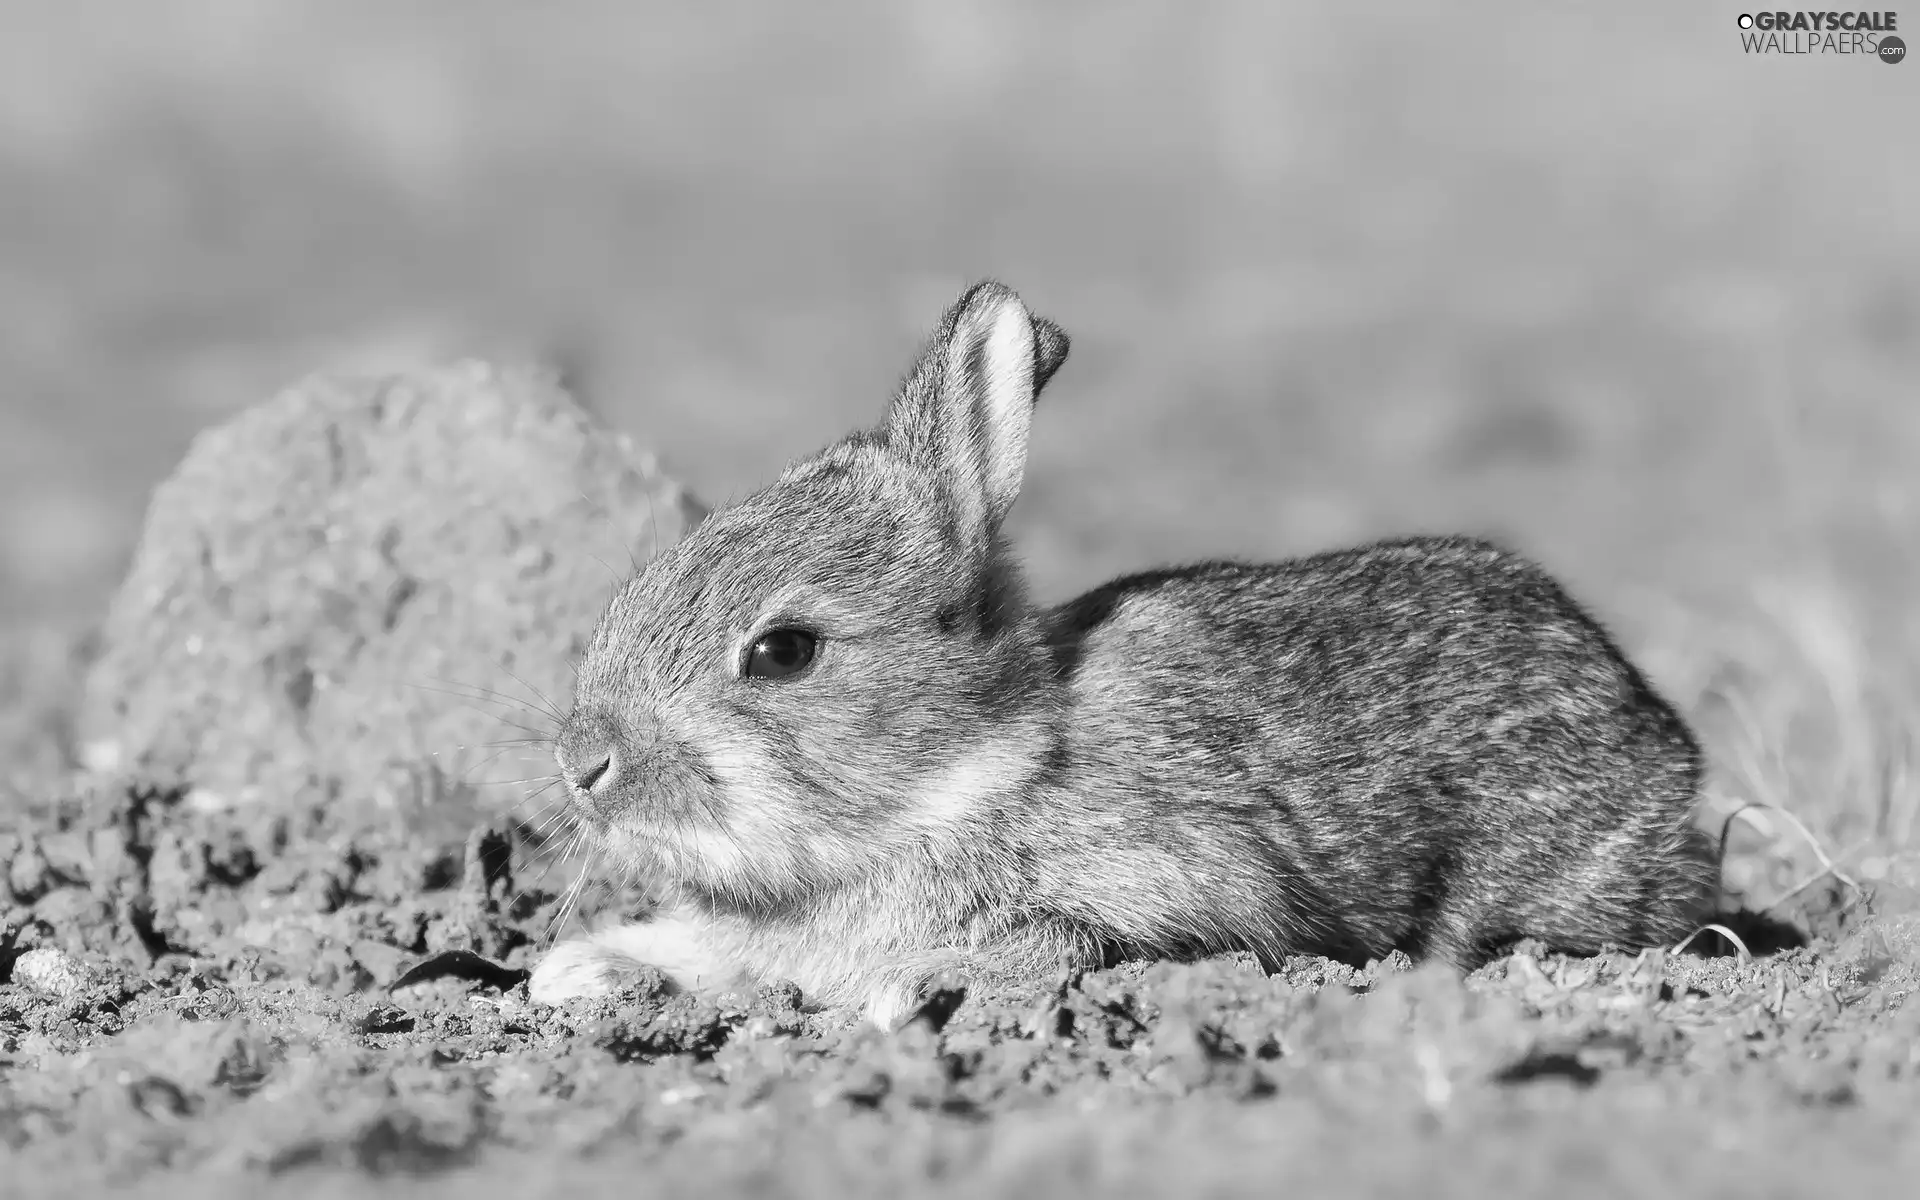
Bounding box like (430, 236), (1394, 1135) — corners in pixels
(514, 787), (564, 814)
(574, 486), (636, 582)
(409, 676), (554, 718)
(507, 792), (569, 836)
(537, 829), (584, 912)
(547, 838), (598, 946)
(510, 804), (575, 845)
(455, 742), (555, 781)
(526, 807), (576, 841)
(472, 772), (568, 789)
(474, 735), (557, 751)
(588, 553), (628, 595)
(496, 778), (564, 821)
(492, 662), (567, 726)
(645, 486), (658, 567)
(504, 804), (582, 915)
(405, 682), (557, 744)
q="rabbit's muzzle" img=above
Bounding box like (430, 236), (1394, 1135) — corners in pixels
(554, 704), (670, 823)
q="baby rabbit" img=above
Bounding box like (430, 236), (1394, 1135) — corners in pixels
(529, 281), (1719, 1028)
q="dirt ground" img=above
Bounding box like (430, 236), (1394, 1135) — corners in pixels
(2, 774), (1918, 1199)
(3, 2), (1919, 1196)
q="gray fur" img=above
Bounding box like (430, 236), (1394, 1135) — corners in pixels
(532, 281), (1719, 1026)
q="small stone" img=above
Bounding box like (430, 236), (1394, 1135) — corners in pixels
(1366, 949), (1416, 980)
(11, 946), (90, 997)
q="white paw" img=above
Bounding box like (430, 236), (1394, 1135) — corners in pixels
(527, 937), (653, 1005)
(587, 916), (732, 986)
(865, 982), (923, 1032)
(528, 916), (745, 1005)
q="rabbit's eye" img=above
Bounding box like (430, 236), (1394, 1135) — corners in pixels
(744, 628), (817, 680)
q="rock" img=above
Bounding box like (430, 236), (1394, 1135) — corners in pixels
(80, 362), (703, 820)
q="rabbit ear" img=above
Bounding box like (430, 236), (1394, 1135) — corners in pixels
(1029, 312), (1071, 396)
(885, 281), (1070, 544)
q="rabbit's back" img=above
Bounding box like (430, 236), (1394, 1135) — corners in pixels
(1039, 535), (1716, 967)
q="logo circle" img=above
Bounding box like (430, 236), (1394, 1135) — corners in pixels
(1737, 13), (1754, 28)
(1881, 35), (1907, 63)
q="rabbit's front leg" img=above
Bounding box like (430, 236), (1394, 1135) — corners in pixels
(528, 912), (745, 1004)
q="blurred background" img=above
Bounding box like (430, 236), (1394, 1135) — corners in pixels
(1, 2), (1916, 885)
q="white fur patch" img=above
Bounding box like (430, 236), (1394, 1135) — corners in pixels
(902, 729), (1046, 835)
(676, 821), (754, 878)
(704, 739), (783, 807)
(703, 740), (867, 885)
(701, 725), (1045, 872)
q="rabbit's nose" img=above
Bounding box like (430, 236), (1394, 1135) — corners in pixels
(563, 749), (613, 793)
(555, 707), (623, 796)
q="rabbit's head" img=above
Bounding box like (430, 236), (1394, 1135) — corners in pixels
(556, 282), (1071, 909)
